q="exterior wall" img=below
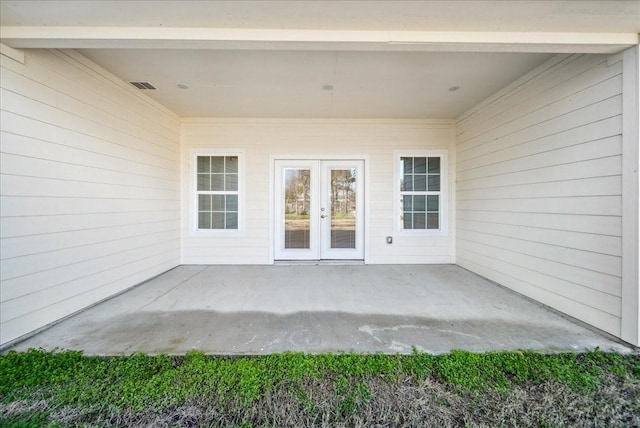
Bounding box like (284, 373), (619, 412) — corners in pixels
(181, 119), (456, 265)
(620, 46), (639, 346)
(0, 49), (182, 346)
(455, 53), (625, 338)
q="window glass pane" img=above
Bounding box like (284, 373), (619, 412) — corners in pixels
(211, 174), (224, 191)
(198, 194), (211, 211)
(414, 174), (427, 191)
(211, 195), (224, 211)
(226, 195), (238, 211)
(196, 154), (241, 232)
(398, 154), (443, 233)
(211, 157), (224, 173)
(404, 175), (413, 191)
(427, 195), (439, 211)
(403, 215), (412, 230)
(197, 174), (210, 191)
(402, 195), (412, 211)
(198, 212), (211, 229)
(428, 157), (440, 174)
(427, 213), (439, 229)
(428, 175), (440, 191)
(226, 213), (238, 229)
(402, 157), (413, 174)
(197, 156), (210, 173)
(225, 174), (238, 191)
(226, 156), (238, 173)
(212, 212), (225, 229)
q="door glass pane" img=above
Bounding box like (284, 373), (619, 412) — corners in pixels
(330, 168), (357, 249)
(284, 168), (311, 249)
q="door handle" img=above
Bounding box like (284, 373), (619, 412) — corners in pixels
(321, 214), (327, 218)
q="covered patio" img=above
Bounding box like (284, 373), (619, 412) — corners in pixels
(8, 265), (631, 355)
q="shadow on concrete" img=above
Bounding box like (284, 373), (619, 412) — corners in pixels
(29, 310), (630, 356)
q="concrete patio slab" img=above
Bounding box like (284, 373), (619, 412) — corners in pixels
(7, 265), (633, 355)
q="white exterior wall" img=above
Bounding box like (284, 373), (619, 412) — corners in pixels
(620, 46), (639, 346)
(0, 49), (182, 346)
(456, 53), (625, 338)
(181, 119), (456, 265)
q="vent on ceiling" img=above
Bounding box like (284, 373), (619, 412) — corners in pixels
(129, 81), (157, 90)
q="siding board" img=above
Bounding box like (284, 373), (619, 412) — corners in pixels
(456, 53), (623, 338)
(457, 116), (622, 172)
(456, 211), (622, 236)
(457, 219), (622, 256)
(0, 49), (181, 346)
(458, 74), (622, 153)
(1, 112), (177, 170)
(1, 235), (179, 294)
(458, 57), (621, 144)
(457, 239), (620, 296)
(1, 256), (178, 343)
(457, 95), (622, 163)
(2, 89), (178, 164)
(1, 132), (178, 180)
(456, 253), (621, 336)
(2, 50), (178, 142)
(457, 175), (621, 200)
(457, 137), (621, 182)
(457, 229), (622, 276)
(458, 246), (620, 315)
(457, 156), (622, 191)
(1, 211), (179, 239)
(458, 54), (608, 134)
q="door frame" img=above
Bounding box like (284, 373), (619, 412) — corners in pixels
(269, 155), (370, 264)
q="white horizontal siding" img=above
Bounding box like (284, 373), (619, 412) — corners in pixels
(181, 119), (456, 265)
(0, 49), (181, 346)
(456, 53), (623, 337)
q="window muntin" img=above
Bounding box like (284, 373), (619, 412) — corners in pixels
(196, 155), (239, 230)
(400, 156), (442, 231)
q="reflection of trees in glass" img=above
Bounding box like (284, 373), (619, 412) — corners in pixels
(285, 169), (310, 217)
(331, 169), (356, 216)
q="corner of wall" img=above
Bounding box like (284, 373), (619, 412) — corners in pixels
(620, 45), (640, 347)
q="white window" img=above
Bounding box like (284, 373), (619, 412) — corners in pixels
(394, 150), (447, 235)
(192, 151), (244, 233)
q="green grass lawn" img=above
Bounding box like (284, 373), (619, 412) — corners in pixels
(1, 349), (638, 427)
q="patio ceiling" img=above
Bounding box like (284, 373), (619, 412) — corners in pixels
(1, 1), (638, 118)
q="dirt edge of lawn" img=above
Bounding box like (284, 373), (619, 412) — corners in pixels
(1, 348), (639, 427)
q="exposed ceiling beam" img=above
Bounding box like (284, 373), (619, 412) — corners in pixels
(1, 27), (638, 53)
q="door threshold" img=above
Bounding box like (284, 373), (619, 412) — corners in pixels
(274, 260), (365, 266)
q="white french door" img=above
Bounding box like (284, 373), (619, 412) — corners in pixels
(274, 160), (364, 261)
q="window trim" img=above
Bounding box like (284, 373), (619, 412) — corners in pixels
(393, 150), (448, 236)
(190, 149), (245, 236)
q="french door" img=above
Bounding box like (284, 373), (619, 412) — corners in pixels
(274, 160), (364, 260)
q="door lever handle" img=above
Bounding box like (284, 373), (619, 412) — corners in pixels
(321, 214), (327, 218)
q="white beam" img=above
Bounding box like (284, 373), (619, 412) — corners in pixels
(1, 26), (638, 53)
